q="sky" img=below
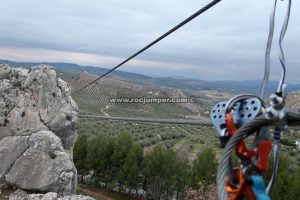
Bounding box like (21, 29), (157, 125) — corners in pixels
(0, 0), (299, 82)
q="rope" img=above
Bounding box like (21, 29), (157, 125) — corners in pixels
(277, 0), (292, 94)
(260, 0), (278, 99)
(71, 0), (222, 95)
(257, 1), (292, 195)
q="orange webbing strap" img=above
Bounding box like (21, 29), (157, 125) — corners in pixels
(225, 114), (256, 159)
(226, 168), (256, 200)
(225, 113), (237, 136)
(256, 141), (272, 172)
(225, 114), (257, 200)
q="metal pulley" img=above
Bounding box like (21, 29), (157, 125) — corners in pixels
(210, 97), (263, 146)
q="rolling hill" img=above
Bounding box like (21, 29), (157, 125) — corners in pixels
(67, 72), (229, 118)
(2, 59), (300, 95)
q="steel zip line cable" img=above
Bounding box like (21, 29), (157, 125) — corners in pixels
(266, 0), (292, 194)
(277, 0), (292, 94)
(260, 0), (292, 97)
(79, 114), (212, 125)
(71, 0), (222, 95)
(260, 0), (278, 99)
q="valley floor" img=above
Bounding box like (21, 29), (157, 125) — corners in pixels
(77, 185), (134, 200)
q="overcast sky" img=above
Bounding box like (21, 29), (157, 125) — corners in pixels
(0, 0), (299, 82)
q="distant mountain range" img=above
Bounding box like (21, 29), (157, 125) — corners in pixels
(1, 59), (300, 94)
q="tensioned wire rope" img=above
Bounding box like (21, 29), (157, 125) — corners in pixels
(71, 0), (222, 95)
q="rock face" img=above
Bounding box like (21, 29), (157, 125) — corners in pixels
(0, 64), (78, 195)
(9, 189), (95, 200)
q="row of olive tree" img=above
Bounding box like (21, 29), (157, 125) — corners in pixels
(73, 133), (218, 199)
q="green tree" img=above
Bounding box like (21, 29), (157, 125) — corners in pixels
(86, 135), (112, 186)
(174, 144), (190, 200)
(111, 133), (133, 191)
(190, 148), (217, 188)
(174, 158), (190, 200)
(73, 134), (88, 183)
(162, 149), (177, 199)
(102, 138), (115, 188)
(143, 144), (177, 200)
(118, 144), (143, 197)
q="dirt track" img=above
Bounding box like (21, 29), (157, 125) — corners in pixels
(78, 186), (113, 200)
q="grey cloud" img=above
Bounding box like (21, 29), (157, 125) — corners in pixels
(0, 0), (299, 82)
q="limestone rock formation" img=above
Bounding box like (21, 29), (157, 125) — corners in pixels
(9, 189), (95, 200)
(0, 64), (78, 195)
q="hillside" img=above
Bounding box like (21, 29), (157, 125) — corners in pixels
(3, 59), (300, 120)
(2, 59), (300, 95)
(67, 72), (231, 118)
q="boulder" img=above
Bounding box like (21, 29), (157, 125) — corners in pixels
(0, 136), (29, 180)
(5, 131), (77, 195)
(0, 64), (79, 196)
(9, 190), (95, 200)
(0, 64), (78, 149)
